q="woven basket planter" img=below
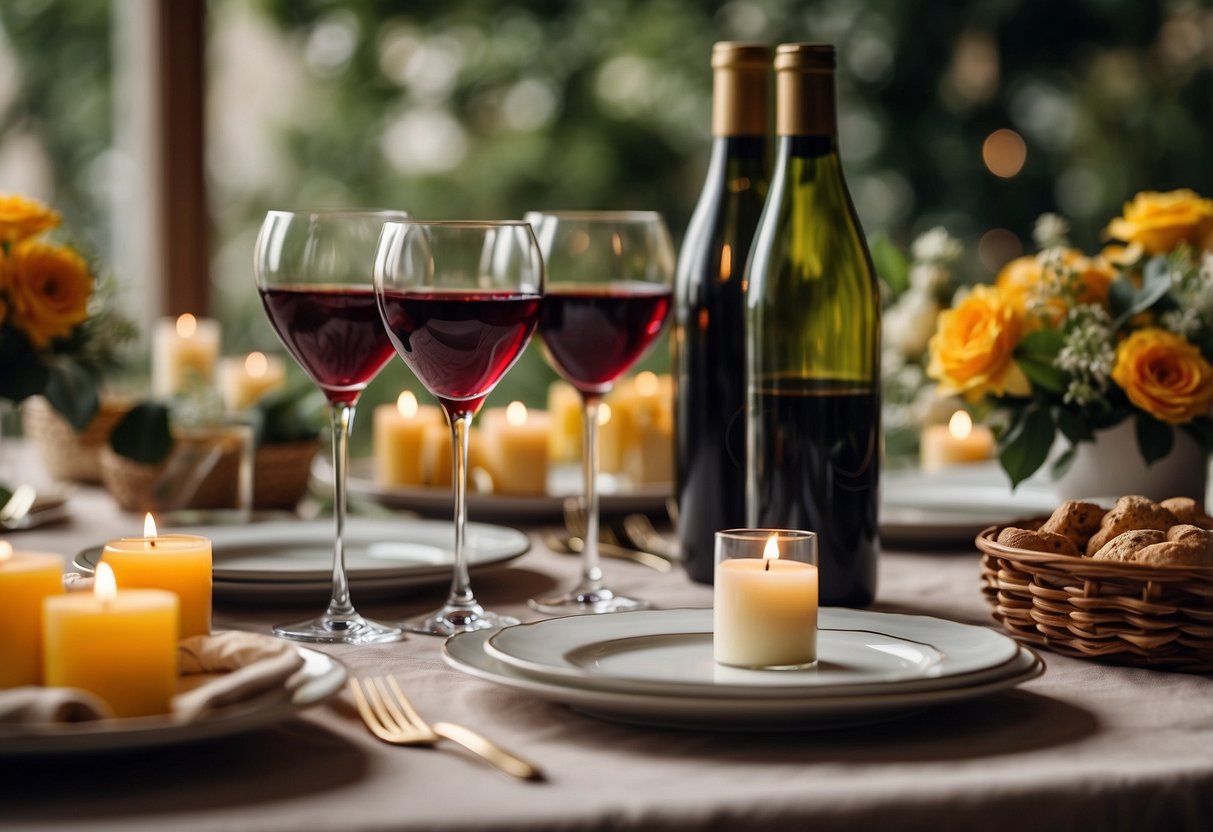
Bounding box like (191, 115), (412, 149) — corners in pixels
(253, 439), (321, 510)
(978, 521), (1213, 673)
(23, 395), (133, 484)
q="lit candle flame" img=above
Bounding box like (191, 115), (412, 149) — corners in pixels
(506, 401), (528, 426)
(762, 533), (780, 561)
(0, 540), (12, 562)
(948, 410), (973, 441)
(245, 351), (269, 378)
(95, 562), (117, 603)
(144, 512), (158, 539)
(598, 403), (612, 426)
(635, 371), (659, 396)
(175, 313), (198, 338)
(397, 390), (419, 419)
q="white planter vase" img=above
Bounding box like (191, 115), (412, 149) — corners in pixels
(1053, 418), (1209, 503)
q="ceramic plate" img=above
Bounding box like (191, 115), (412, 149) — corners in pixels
(318, 457), (670, 520)
(485, 608), (1021, 698)
(74, 517), (530, 583)
(0, 645), (346, 754)
(880, 463), (1059, 546)
(444, 629), (1043, 730)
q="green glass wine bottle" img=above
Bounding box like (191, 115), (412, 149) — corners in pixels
(744, 43), (880, 607)
(675, 43), (771, 584)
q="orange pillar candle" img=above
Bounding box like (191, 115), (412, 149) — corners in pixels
(921, 410), (995, 472)
(43, 563), (178, 718)
(0, 542), (63, 687)
(102, 514), (212, 638)
(482, 402), (551, 496)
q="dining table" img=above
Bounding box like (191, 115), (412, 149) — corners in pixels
(2, 447), (1212, 832)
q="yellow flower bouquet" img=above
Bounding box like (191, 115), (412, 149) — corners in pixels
(0, 193), (135, 430)
(926, 188), (1213, 486)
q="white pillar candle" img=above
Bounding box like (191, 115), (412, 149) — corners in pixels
(714, 531), (818, 668)
(218, 351), (287, 411)
(921, 410), (995, 472)
(482, 401), (550, 495)
(152, 313), (221, 396)
(374, 391), (444, 486)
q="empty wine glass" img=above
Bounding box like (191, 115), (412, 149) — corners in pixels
(375, 220), (543, 635)
(525, 211), (675, 614)
(254, 209), (406, 645)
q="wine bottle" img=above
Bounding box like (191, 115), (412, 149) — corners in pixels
(744, 43), (880, 607)
(675, 43), (772, 584)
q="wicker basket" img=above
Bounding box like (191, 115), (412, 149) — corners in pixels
(977, 520), (1213, 673)
(253, 440), (321, 510)
(23, 395), (133, 483)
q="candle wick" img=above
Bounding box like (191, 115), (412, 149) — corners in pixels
(765, 559), (770, 572)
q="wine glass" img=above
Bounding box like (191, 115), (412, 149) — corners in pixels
(525, 211), (675, 614)
(254, 209), (406, 644)
(375, 220), (543, 635)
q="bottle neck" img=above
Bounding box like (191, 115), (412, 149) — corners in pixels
(712, 67), (768, 138)
(776, 68), (836, 138)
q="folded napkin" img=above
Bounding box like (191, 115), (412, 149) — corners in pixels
(0, 631), (306, 728)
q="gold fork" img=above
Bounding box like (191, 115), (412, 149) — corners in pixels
(347, 676), (543, 781)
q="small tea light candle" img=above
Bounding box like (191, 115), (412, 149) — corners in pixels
(921, 410), (995, 472)
(218, 351), (287, 411)
(374, 391), (445, 486)
(714, 530), (819, 669)
(102, 513), (212, 638)
(483, 401), (550, 496)
(0, 542), (63, 688)
(152, 313), (221, 396)
(43, 563), (178, 718)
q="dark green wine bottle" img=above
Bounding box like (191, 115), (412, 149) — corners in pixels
(745, 43), (881, 607)
(675, 43), (771, 584)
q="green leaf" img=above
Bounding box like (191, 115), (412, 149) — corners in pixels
(1181, 417), (1213, 452)
(1014, 328), (1067, 393)
(1134, 412), (1174, 465)
(1113, 257), (1172, 329)
(1055, 408), (1095, 444)
(1050, 444), (1078, 479)
(42, 358), (100, 432)
(1016, 356), (1067, 394)
(998, 406), (1056, 488)
(109, 403), (173, 465)
(0, 329), (50, 402)
(1107, 275), (1136, 320)
(1017, 328), (1065, 357)
(870, 234), (910, 297)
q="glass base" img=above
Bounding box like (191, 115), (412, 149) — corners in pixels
(273, 612), (404, 645)
(405, 602), (519, 637)
(528, 586), (651, 616)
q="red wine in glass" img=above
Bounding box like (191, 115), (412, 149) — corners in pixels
(258, 285), (397, 404)
(540, 282), (673, 393)
(378, 290), (542, 415)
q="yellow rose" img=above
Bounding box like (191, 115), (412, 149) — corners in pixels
(1104, 189), (1213, 255)
(928, 284), (1031, 401)
(1111, 328), (1213, 424)
(0, 193), (60, 244)
(5, 239), (92, 347)
(995, 250), (1113, 322)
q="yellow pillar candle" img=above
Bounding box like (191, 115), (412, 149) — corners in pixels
(218, 351), (287, 411)
(101, 514), (212, 638)
(43, 563), (178, 718)
(624, 372), (674, 484)
(714, 534), (818, 668)
(921, 410), (995, 472)
(547, 381), (583, 463)
(482, 402), (550, 496)
(0, 542), (63, 688)
(151, 313), (222, 396)
(374, 391), (444, 486)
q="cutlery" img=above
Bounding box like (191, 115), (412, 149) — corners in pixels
(347, 675), (543, 781)
(543, 532), (672, 573)
(618, 513), (677, 561)
(0, 484), (37, 530)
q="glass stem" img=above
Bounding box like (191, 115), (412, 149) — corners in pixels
(579, 393), (604, 592)
(326, 401), (356, 618)
(445, 410), (476, 609)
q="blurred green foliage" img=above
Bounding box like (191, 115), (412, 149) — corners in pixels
(2, 0), (1210, 451)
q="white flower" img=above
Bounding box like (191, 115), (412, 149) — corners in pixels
(884, 289), (940, 359)
(911, 227), (962, 264)
(1032, 213), (1070, 249)
(1201, 251), (1213, 283)
(1160, 308), (1202, 339)
(908, 262), (949, 293)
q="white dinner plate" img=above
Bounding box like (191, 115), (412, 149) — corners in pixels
(0, 645), (346, 755)
(444, 629), (1043, 730)
(880, 463), (1059, 546)
(74, 517), (531, 583)
(319, 457), (670, 520)
(485, 608), (1021, 699)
